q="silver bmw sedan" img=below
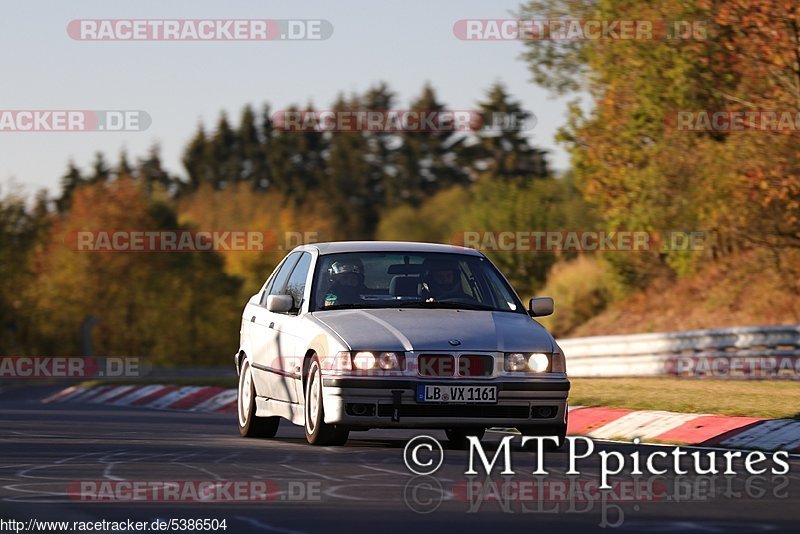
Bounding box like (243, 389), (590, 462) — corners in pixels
(235, 241), (569, 447)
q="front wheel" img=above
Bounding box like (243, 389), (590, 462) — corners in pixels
(238, 359), (280, 438)
(304, 356), (349, 446)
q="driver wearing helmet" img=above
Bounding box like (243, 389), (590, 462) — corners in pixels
(420, 258), (471, 301)
(323, 258), (368, 307)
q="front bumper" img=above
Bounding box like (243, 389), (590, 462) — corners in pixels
(321, 377), (570, 429)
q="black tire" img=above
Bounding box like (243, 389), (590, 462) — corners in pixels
(238, 359), (280, 438)
(304, 356), (349, 446)
(445, 428), (486, 449)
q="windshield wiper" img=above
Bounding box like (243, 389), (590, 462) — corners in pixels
(315, 303), (390, 311)
(398, 300), (496, 311)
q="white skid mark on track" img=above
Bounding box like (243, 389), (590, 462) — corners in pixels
(280, 464), (342, 482)
(359, 465), (413, 477)
(234, 516), (308, 534)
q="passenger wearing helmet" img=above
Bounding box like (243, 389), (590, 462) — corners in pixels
(420, 258), (471, 301)
(323, 259), (368, 307)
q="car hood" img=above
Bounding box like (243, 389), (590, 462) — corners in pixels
(311, 308), (555, 353)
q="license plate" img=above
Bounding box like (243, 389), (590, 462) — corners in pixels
(416, 384), (497, 404)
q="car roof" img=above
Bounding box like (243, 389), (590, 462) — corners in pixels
(295, 241), (483, 256)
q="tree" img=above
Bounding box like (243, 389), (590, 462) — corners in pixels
(28, 179), (242, 364)
(87, 152), (110, 184)
(0, 187), (43, 353)
(461, 83), (549, 181)
(56, 161), (85, 213)
(518, 0), (800, 289)
(183, 123), (211, 191)
(137, 145), (174, 196)
(391, 83), (472, 205)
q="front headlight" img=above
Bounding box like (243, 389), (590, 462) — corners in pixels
(527, 352), (549, 372)
(337, 351), (405, 371)
(377, 351), (403, 370)
(504, 352), (551, 373)
(353, 351), (377, 370)
(505, 352), (528, 371)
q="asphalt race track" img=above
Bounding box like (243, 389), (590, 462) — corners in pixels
(1, 385), (798, 533)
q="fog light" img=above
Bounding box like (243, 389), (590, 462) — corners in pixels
(346, 403), (376, 416)
(532, 405), (556, 418)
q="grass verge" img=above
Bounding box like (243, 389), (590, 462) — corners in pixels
(569, 377), (800, 420)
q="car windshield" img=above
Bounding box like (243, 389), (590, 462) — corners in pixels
(310, 251), (524, 313)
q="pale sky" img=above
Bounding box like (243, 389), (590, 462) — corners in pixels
(0, 0), (587, 196)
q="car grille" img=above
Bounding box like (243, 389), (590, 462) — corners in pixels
(418, 354), (456, 376)
(458, 355), (494, 377)
(417, 354), (495, 377)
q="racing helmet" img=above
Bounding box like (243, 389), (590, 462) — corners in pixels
(328, 258), (365, 284)
(422, 257), (461, 292)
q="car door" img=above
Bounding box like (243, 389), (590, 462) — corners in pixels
(249, 252), (301, 401)
(271, 251), (314, 404)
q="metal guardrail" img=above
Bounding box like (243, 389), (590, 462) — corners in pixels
(558, 325), (800, 379)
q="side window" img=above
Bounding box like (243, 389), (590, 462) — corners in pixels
(284, 252), (312, 311)
(261, 252), (302, 305)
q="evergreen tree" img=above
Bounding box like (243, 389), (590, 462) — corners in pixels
(87, 152), (111, 184)
(209, 113), (239, 189)
(117, 150), (133, 179)
(183, 123), (210, 191)
(56, 160), (84, 213)
(237, 105), (267, 190)
(137, 145), (173, 195)
(324, 94), (375, 237)
(394, 83), (472, 205)
(465, 83), (548, 180)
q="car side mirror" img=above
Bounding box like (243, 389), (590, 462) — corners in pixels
(266, 295), (294, 313)
(528, 297), (554, 317)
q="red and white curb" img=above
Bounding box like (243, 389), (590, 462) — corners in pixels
(43, 386), (800, 452)
(569, 406), (800, 453)
(43, 384), (236, 414)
